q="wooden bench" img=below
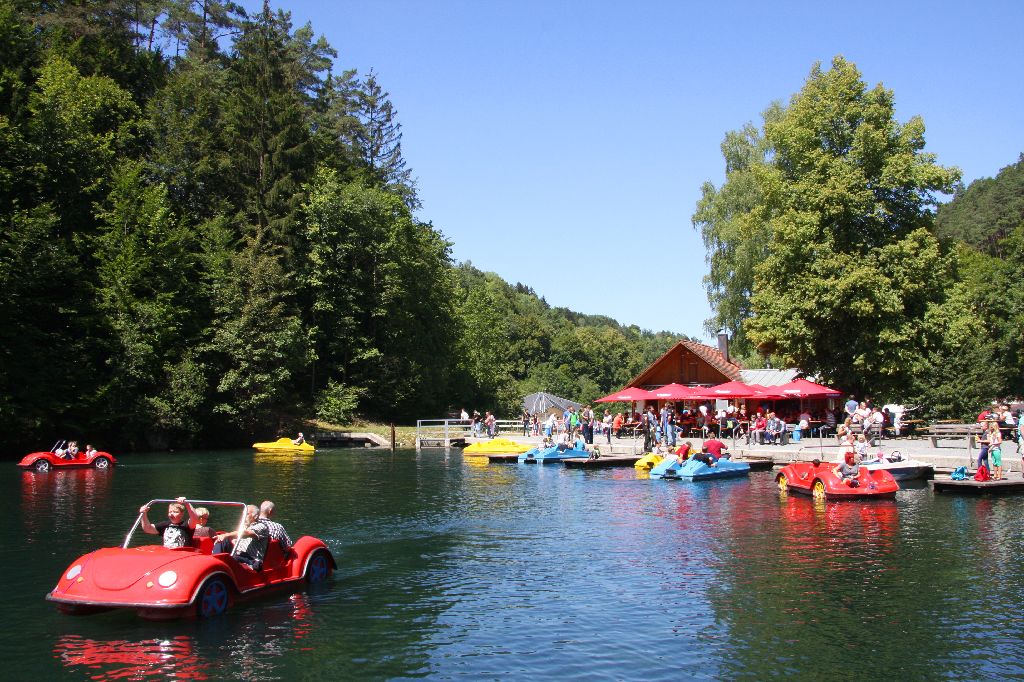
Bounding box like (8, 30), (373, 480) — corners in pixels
(925, 423), (984, 448)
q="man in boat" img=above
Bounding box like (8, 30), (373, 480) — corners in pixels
(140, 497), (200, 549)
(291, 432), (305, 446)
(215, 504), (269, 570)
(259, 500), (293, 552)
(704, 435), (729, 460)
(691, 446), (718, 467)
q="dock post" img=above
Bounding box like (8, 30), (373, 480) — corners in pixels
(391, 423), (396, 452)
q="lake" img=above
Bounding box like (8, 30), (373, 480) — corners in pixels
(5, 448), (1024, 680)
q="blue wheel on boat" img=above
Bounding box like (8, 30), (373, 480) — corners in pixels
(306, 550), (332, 583)
(197, 577), (229, 617)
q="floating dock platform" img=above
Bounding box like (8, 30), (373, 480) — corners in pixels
(930, 477), (1024, 494)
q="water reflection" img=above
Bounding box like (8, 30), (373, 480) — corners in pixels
(54, 634), (210, 680)
(52, 592), (320, 680)
(20, 468), (113, 543)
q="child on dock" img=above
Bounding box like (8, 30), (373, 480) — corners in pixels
(988, 421), (1003, 480)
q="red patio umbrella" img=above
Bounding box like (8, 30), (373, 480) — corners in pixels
(595, 387), (655, 403)
(687, 380), (767, 400)
(771, 378), (842, 398)
(648, 383), (697, 401)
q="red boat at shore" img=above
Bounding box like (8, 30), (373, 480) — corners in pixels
(776, 460), (899, 499)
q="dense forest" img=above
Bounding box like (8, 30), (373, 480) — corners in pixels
(0, 0), (678, 451)
(2, 6), (1020, 453)
(694, 57), (1024, 418)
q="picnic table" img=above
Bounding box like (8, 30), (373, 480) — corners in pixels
(899, 418), (925, 438)
(924, 422), (985, 448)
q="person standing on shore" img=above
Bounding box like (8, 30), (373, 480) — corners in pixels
(642, 406), (655, 452)
(845, 395), (858, 421)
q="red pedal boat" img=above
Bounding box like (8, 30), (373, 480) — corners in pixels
(47, 499), (335, 619)
(18, 448), (115, 472)
(775, 460), (899, 499)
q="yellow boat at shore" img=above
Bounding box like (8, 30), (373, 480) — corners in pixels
(634, 453), (664, 470)
(252, 437), (315, 453)
(463, 438), (532, 455)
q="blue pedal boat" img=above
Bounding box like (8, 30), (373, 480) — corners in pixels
(650, 456), (751, 480)
(518, 446), (590, 464)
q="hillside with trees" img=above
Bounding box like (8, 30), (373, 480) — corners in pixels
(0, 1), (680, 451)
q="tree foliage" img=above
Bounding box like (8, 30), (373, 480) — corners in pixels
(0, 0), (708, 452)
(695, 56), (963, 401)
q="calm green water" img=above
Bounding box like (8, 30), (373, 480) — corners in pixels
(4, 449), (1024, 680)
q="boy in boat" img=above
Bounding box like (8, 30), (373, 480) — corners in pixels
(192, 507), (214, 538)
(691, 445), (718, 467)
(674, 441), (692, 463)
(291, 432), (305, 445)
(139, 497), (200, 548)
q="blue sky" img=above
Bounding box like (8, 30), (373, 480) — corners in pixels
(255, 0), (1023, 341)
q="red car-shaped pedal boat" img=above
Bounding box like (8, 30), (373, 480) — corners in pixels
(776, 460), (899, 499)
(19, 448), (116, 472)
(47, 499), (335, 619)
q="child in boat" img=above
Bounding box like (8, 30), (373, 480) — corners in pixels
(674, 441), (692, 463)
(192, 507), (214, 538)
(140, 497), (200, 548)
(291, 432), (305, 445)
(854, 434), (868, 462)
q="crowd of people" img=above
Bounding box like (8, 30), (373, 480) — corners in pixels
(139, 498), (292, 571)
(463, 395), (1022, 462)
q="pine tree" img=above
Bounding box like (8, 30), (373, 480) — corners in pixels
(354, 71), (419, 209)
(221, 1), (312, 253)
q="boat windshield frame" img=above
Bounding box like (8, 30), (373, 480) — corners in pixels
(123, 499), (248, 555)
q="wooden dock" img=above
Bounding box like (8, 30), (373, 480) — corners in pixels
(930, 477), (1024, 494)
(737, 458), (775, 472)
(312, 431), (391, 448)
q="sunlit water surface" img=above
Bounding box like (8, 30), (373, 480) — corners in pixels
(4, 449), (1024, 680)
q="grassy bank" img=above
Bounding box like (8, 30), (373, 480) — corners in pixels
(308, 419), (421, 448)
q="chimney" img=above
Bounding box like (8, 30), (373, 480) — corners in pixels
(717, 330), (730, 363)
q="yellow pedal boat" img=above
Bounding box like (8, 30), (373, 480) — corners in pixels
(463, 438), (532, 455)
(252, 437), (315, 453)
(634, 453), (664, 470)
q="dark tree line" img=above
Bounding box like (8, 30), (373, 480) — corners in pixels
(0, 0), (680, 452)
